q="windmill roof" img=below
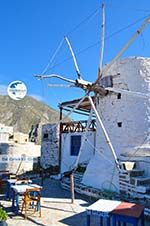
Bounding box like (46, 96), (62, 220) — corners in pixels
(59, 96), (95, 116)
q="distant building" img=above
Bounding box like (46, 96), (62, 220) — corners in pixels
(0, 124), (13, 142)
(13, 132), (29, 143)
(0, 123), (40, 174)
(29, 124), (39, 143)
(0, 142), (41, 174)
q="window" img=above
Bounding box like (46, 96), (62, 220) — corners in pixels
(70, 135), (81, 156)
(100, 76), (113, 88)
(117, 122), (122, 127)
(117, 93), (121, 99)
(43, 133), (48, 140)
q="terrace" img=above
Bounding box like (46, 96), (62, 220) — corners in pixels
(0, 174), (149, 226)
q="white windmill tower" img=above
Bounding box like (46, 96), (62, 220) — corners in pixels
(35, 2), (150, 193)
(82, 56), (150, 192)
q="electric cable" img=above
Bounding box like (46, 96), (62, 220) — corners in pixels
(41, 38), (65, 75)
(66, 7), (100, 36)
(44, 14), (150, 72)
(41, 6), (101, 76)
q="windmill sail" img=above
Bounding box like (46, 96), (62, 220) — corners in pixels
(95, 15), (150, 85)
(65, 36), (81, 79)
(97, 0), (105, 82)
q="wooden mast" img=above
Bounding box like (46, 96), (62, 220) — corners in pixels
(69, 0), (106, 204)
(97, 0), (105, 83)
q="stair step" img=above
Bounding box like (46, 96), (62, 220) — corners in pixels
(144, 208), (150, 216)
(119, 169), (144, 178)
(130, 177), (150, 186)
(120, 161), (136, 170)
(134, 185), (150, 193)
(128, 169), (144, 177)
(119, 182), (150, 193)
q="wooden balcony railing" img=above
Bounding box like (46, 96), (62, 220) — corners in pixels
(60, 120), (96, 133)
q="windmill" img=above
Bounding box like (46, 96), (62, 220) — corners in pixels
(35, 2), (150, 200)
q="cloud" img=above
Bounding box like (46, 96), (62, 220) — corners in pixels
(29, 94), (44, 102)
(0, 84), (7, 95)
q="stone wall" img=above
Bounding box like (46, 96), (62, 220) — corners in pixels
(40, 124), (59, 169)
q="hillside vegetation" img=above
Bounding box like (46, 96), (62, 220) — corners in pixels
(0, 95), (60, 142)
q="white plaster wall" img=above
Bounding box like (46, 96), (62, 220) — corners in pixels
(138, 158), (150, 177)
(0, 133), (9, 142)
(0, 124), (13, 134)
(82, 57), (150, 192)
(60, 131), (95, 174)
(0, 142), (40, 174)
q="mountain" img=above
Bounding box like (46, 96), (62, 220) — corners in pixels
(0, 95), (60, 142)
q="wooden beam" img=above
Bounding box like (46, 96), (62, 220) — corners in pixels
(70, 173), (75, 203)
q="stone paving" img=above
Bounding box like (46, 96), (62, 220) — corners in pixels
(0, 177), (150, 226)
(0, 178), (88, 226)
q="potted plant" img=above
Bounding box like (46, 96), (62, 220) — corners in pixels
(0, 208), (8, 226)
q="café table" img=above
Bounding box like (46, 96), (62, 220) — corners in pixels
(11, 183), (42, 214)
(86, 199), (121, 226)
(5, 178), (32, 200)
(86, 199), (144, 226)
(5, 179), (18, 199)
(111, 201), (145, 226)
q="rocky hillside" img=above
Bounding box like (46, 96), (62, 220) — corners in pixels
(0, 95), (61, 142)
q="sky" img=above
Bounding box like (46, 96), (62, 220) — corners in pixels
(0, 0), (150, 116)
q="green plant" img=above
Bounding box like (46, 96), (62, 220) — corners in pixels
(76, 165), (86, 173)
(0, 208), (8, 221)
(102, 190), (116, 200)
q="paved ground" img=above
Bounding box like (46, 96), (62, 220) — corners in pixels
(0, 177), (150, 226)
(0, 177), (89, 226)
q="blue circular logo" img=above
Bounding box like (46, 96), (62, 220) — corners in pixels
(7, 81), (27, 100)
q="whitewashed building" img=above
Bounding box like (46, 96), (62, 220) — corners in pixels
(0, 123), (40, 174)
(0, 124), (13, 142)
(60, 120), (96, 174)
(0, 142), (41, 174)
(82, 57), (150, 192)
(40, 57), (150, 196)
(40, 120), (96, 174)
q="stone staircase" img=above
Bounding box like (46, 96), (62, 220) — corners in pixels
(119, 161), (150, 199)
(119, 161), (150, 215)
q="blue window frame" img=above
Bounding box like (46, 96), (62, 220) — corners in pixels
(70, 135), (81, 156)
